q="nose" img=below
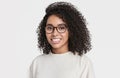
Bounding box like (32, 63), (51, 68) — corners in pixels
(52, 28), (59, 36)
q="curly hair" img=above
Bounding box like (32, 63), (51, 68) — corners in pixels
(37, 2), (91, 56)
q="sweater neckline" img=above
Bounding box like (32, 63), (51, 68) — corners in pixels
(50, 51), (72, 56)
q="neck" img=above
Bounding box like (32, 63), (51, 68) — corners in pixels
(52, 48), (69, 54)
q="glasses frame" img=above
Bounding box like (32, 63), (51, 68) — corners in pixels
(45, 24), (68, 34)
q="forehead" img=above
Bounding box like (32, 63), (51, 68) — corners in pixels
(46, 15), (66, 26)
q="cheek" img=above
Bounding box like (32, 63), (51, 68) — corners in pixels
(66, 31), (69, 37)
(63, 32), (69, 40)
(46, 34), (51, 41)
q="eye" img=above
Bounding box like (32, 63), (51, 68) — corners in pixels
(46, 26), (53, 30)
(59, 26), (66, 30)
(58, 24), (66, 30)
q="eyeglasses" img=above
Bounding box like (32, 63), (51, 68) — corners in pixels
(45, 24), (67, 34)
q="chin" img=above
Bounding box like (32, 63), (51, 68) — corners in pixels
(51, 45), (62, 49)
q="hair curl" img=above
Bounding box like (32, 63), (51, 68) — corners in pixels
(37, 2), (91, 56)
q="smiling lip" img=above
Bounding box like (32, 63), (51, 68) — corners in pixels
(51, 38), (61, 44)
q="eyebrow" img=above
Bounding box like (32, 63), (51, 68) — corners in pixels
(46, 23), (67, 27)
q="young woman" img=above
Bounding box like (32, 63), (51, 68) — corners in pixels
(30, 2), (95, 78)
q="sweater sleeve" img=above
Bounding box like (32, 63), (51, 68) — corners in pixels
(80, 55), (95, 78)
(29, 60), (35, 78)
(29, 56), (39, 78)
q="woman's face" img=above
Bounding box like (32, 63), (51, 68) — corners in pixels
(45, 15), (69, 53)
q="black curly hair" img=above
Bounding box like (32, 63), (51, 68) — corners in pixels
(37, 2), (91, 56)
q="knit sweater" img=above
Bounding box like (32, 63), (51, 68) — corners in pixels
(29, 51), (95, 78)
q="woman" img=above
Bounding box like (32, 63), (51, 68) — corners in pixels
(30, 2), (95, 78)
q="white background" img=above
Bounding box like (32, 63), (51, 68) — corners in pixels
(0, 0), (120, 78)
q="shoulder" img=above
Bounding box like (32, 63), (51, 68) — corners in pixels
(30, 54), (47, 70)
(31, 54), (47, 64)
(29, 54), (47, 78)
(81, 54), (92, 62)
(76, 55), (95, 78)
(79, 54), (93, 67)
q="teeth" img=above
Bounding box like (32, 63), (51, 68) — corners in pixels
(51, 38), (61, 43)
(52, 38), (60, 42)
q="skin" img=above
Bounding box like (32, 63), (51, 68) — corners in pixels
(46, 15), (69, 54)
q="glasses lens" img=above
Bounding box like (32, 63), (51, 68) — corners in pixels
(45, 26), (53, 33)
(57, 24), (66, 33)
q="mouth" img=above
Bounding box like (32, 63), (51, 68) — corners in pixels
(51, 38), (61, 44)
